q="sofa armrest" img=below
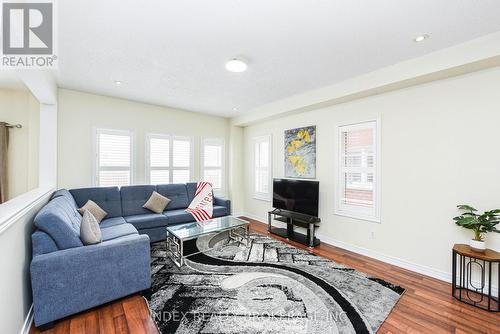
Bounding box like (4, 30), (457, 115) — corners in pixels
(30, 234), (151, 327)
(214, 196), (231, 214)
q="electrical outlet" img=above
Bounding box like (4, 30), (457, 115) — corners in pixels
(370, 231), (375, 240)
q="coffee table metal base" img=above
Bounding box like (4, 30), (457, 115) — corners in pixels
(166, 224), (250, 267)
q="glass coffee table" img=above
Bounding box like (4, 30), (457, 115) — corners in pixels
(166, 216), (250, 267)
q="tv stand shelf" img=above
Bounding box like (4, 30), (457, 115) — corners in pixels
(267, 209), (320, 248)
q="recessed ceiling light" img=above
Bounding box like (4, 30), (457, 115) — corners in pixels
(114, 80), (122, 85)
(414, 34), (429, 43)
(232, 107), (238, 111)
(225, 58), (247, 73)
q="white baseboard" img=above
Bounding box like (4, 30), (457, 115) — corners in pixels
(242, 212), (267, 223)
(243, 212), (498, 295)
(317, 233), (452, 281)
(20, 304), (33, 334)
(232, 212), (248, 219)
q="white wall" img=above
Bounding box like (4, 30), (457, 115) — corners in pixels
(57, 89), (230, 191)
(0, 194), (50, 334)
(242, 67), (500, 280)
(228, 125), (244, 214)
(0, 88), (40, 200)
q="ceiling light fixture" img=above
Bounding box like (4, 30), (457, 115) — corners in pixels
(414, 34), (429, 42)
(232, 107), (238, 111)
(114, 80), (122, 85)
(225, 58), (247, 73)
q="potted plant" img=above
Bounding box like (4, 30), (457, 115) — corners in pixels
(454, 205), (500, 252)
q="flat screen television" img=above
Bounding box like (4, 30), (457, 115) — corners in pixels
(273, 178), (319, 217)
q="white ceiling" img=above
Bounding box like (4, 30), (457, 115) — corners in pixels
(55, 0), (500, 117)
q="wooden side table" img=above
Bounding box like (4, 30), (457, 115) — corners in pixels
(452, 244), (500, 312)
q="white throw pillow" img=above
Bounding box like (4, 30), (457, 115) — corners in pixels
(78, 200), (107, 223)
(143, 191), (171, 214)
(80, 210), (102, 245)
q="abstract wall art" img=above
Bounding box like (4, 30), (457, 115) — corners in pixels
(284, 125), (316, 178)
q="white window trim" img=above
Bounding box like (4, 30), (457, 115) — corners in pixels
(253, 134), (272, 202)
(93, 127), (134, 186)
(200, 137), (225, 195)
(334, 119), (381, 223)
(145, 133), (194, 184)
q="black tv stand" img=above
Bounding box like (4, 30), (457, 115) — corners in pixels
(267, 209), (321, 247)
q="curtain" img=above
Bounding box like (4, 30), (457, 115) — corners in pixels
(0, 122), (8, 203)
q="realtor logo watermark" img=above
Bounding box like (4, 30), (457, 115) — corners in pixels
(1, 0), (57, 68)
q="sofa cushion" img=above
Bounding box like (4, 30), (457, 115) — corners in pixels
(70, 187), (122, 218)
(77, 200), (108, 223)
(120, 185), (157, 216)
(100, 216), (127, 228)
(50, 189), (78, 209)
(143, 191), (171, 214)
(186, 182), (197, 203)
(34, 197), (83, 250)
(140, 226), (167, 243)
(164, 209), (194, 225)
(213, 205), (228, 218)
(32, 231), (59, 256)
(124, 213), (168, 230)
(156, 184), (189, 210)
(100, 223), (138, 241)
(214, 197), (231, 214)
(80, 210), (102, 245)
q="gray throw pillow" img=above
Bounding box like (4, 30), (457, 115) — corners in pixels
(78, 200), (107, 223)
(80, 210), (102, 245)
(143, 191), (171, 214)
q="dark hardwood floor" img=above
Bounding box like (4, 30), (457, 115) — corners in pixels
(31, 217), (500, 334)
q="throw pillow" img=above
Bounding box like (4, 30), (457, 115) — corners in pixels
(143, 191), (171, 214)
(80, 210), (102, 245)
(78, 200), (107, 223)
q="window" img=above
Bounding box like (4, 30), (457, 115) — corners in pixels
(253, 135), (272, 200)
(146, 134), (193, 184)
(201, 138), (224, 191)
(148, 135), (170, 184)
(336, 120), (380, 222)
(95, 128), (133, 187)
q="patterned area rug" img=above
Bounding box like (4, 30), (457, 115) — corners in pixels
(143, 232), (404, 334)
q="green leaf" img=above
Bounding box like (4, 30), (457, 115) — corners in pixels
(457, 205), (477, 212)
(454, 206), (500, 235)
(455, 216), (479, 227)
(483, 211), (499, 217)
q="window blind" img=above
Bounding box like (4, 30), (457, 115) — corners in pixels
(253, 135), (271, 199)
(172, 137), (191, 183)
(202, 138), (223, 190)
(96, 130), (132, 187)
(149, 136), (170, 184)
(147, 134), (192, 184)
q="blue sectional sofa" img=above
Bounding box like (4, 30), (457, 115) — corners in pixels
(30, 182), (230, 328)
